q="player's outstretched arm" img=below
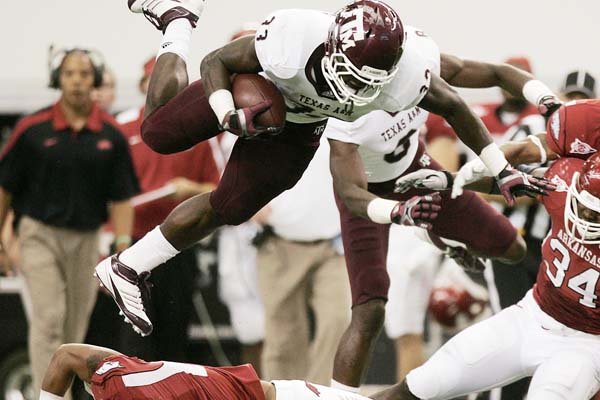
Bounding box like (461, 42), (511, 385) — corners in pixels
(419, 74), (493, 156)
(440, 54), (561, 117)
(330, 139), (441, 228)
(418, 80), (554, 205)
(500, 133), (557, 165)
(329, 138), (377, 218)
(40, 344), (120, 399)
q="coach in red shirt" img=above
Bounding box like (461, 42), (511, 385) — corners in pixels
(0, 48), (139, 397)
(115, 57), (220, 361)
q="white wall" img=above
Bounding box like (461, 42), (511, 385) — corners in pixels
(2, 0), (599, 112)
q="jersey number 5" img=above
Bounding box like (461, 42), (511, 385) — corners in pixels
(546, 238), (600, 308)
(384, 129), (418, 164)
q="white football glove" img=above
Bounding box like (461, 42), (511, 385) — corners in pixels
(394, 170), (453, 193)
(451, 159), (493, 199)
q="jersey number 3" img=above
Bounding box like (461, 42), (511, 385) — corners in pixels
(546, 238), (600, 308)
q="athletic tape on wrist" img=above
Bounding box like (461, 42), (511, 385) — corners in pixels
(479, 143), (508, 176)
(522, 79), (555, 105)
(208, 89), (236, 124)
(367, 198), (398, 224)
(527, 135), (547, 164)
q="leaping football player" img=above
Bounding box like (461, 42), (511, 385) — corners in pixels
(95, 0), (556, 343)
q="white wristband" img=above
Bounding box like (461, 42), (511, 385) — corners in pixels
(527, 135), (547, 164)
(367, 198), (398, 224)
(522, 79), (555, 106)
(479, 143), (508, 176)
(208, 89), (236, 124)
(40, 390), (64, 400)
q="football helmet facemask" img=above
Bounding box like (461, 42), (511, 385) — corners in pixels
(322, 0), (405, 106)
(565, 153), (600, 244)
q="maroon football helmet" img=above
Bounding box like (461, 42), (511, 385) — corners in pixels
(322, 0), (405, 105)
(565, 152), (600, 243)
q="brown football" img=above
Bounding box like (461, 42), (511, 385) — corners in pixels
(232, 74), (286, 130)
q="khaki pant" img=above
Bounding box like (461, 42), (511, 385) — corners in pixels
(18, 216), (99, 397)
(257, 236), (351, 385)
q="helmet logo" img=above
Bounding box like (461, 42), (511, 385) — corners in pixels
(570, 138), (597, 155)
(338, 8), (365, 51)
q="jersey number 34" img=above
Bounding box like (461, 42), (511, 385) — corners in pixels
(546, 238), (600, 308)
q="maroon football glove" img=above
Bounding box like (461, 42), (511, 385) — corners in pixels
(496, 166), (557, 206)
(221, 100), (281, 138)
(391, 192), (442, 230)
(538, 95), (563, 118)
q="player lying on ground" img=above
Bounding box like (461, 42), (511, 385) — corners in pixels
(387, 153), (600, 398)
(39, 343), (405, 400)
(95, 0), (558, 339)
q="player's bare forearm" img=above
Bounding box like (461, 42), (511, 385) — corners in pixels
(41, 344), (120, 396)
(200, 36), (263, 97)
(500, 133), (557, 165)
(328, 139), (377, 218)
(440, 53), (533, 97)
(420, 75), (493, 156)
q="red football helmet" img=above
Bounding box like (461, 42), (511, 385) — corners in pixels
(565, 152), (600, 243)
(322, 0), (405, 106)
(429, 286), (486, 328)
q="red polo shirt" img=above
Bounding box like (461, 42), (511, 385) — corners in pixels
(117, 107), (220, 239)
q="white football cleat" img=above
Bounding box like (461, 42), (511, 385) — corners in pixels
(94, 254), (154, 336)
(128, 0), (205, 31)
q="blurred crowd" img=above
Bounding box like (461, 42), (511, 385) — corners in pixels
(0, 25), (597, 400)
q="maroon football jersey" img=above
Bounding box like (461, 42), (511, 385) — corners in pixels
(90, 355), (265, 400)
(533, 157), (600, 334)
(545, 99), (600, 159)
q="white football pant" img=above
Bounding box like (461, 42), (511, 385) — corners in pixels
(406, 290), (600, 400)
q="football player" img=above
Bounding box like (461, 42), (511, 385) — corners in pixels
(381, 152), (600, 400)
(39, 343), (379, 400)
(95, 0), (557, 337)
(326, 104), (547, 389)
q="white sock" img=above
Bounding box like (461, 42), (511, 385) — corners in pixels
(39, 390), (64, 400)
(119, 226), (179, 273)
(157, 18), (192, 63)
(330, 379), (360, 393)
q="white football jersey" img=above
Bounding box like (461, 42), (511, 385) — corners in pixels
(254, 9), (439, 124)
(326, 108), (429, 182)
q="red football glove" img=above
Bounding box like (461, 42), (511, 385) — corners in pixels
(221, 100), (281, 138)
(496, 166), (557, 206)
(391, 192), (442, 230)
